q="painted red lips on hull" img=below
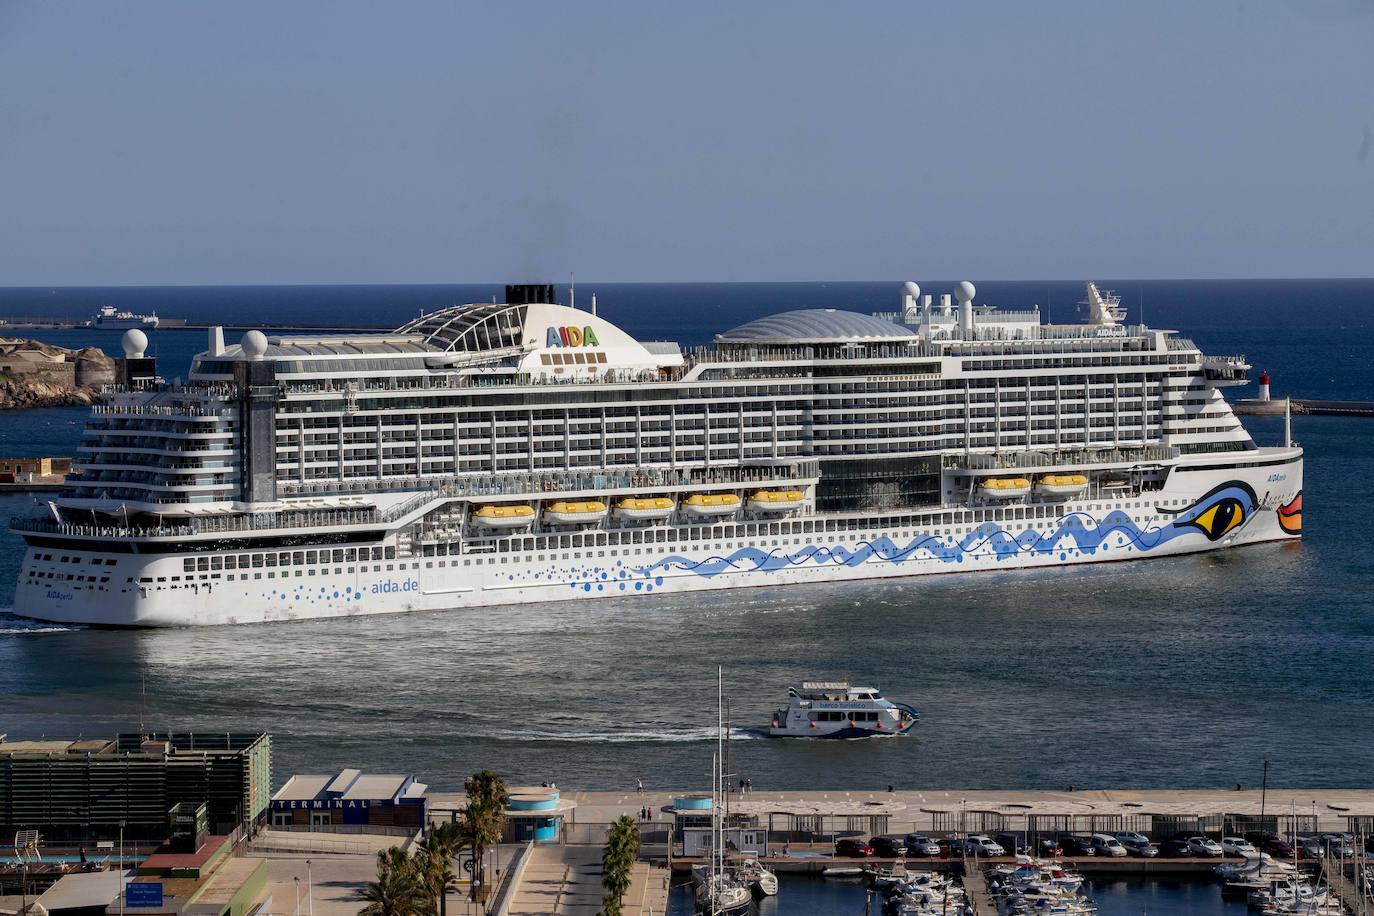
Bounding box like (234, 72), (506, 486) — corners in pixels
(1278, 492), (1302, 535)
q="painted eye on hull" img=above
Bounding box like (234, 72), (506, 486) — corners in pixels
(1185, 498), (1246, 541)
(1164, 481), (1257, 543)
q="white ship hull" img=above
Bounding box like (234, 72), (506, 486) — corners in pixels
(13, 453), (1302, 627)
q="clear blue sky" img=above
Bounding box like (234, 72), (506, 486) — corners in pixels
(1, 1), (1371, 284)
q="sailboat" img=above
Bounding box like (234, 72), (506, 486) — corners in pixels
(693, 667), (753, 915)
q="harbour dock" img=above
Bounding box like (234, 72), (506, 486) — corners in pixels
(1235, 397), (1374, 417)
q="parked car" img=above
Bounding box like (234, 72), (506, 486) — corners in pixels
(904, 834), (941, 857)
(965, 835), (1007, 857)
(1320, 834), (1357, 857)
(1118, 836), (1159, 857)
(835, 838), (873, 857)
(1186, 836), (1224, 857)
(995, 833), (1031, 856)
(1222, 837), (1257, 857)
(1058, 835), (1097, 856)
(1090, 834), (1128, 857)
(1036, 837), (1064, 857)
(1158, 838), (1193, 857)
(936, 838), (964, 859)
(870, 836), (906, 858)
(1262, 837), (1296, 858)
(1295, 836), (1323, 860)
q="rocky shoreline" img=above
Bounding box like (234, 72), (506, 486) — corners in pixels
(0, 336), (114, 410)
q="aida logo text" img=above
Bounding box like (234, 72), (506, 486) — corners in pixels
(546, 326), (600, 347)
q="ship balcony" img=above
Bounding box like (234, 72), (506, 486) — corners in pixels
(1201, 355), (1251, 386)
(943, 445), (1180, 476)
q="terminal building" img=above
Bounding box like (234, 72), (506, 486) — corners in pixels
(269, 768), (428, 831)
(0, 732), (272, 845)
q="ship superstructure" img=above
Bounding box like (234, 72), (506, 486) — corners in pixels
(10, 282), (1303, 626)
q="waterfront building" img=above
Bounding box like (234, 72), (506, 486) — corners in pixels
(0, 733), (271, 844)
(268, 768), (427, 832)
(8, 281), (1303, 626)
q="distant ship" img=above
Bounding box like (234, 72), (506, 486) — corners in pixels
(90, 305), (159, 329)
(10, 280), (1303, 626)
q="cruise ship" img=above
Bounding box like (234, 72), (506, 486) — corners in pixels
(10, 281), (1303, 627)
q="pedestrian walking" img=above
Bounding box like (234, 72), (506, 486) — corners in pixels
(636, 777), (644, 795)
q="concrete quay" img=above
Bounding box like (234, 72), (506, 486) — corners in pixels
(550, 786), (1374, 834)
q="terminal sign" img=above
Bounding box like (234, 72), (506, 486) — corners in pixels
(546, 326), (600, 348)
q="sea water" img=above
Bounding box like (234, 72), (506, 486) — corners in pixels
(1, 280), (1371, 795)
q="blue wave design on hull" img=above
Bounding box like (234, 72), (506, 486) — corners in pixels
(639, 483), (1258, 582)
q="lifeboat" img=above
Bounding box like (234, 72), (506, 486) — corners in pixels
(1100, 475), (1131, 489)
(978, 477), (1031, 500)
(748, 489), (805, 513)
(543, 500), (608, 525)
(681, 493), (741, 517)
(473, 504), (535, 528)
(613, 497), (675, 521)
(1035, 474), (1088, 498)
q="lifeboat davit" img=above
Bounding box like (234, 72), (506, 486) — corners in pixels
(681, 493), (741, 517)
(747, 489), (805, 513)
(1035, 474), (1088, 498)
(473, 504), (535, 528)
(543, 500), (609, 525)
(979, 477), (1031, 500)
(613, 497), (675, 521)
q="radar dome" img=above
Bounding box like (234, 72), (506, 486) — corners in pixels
(902, 280), (921, 300)
(121, 328), (148, 358)
(954, 280), (977, 303)
(240, 329), (269, 359)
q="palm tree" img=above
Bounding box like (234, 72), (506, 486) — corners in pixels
(461, 770), (508, 903)
(413, 834), (459, 916)
(360, 850), (430, 916)
(600, 815), (640, 916)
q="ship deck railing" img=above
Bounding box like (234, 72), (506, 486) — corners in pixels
(12, 462), (823, 540)
(944, 446), (1180, 473)
(281, 461), (823, 503)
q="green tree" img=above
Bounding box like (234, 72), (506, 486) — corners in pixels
(461, 770), (508, 903)
(414, 832), (465, 916)
(360, 847), (430, 916)
(599, 815), (640, 916)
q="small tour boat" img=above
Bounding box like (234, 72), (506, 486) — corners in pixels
(542, 500), (608, 525)
(747, 489), (805, 512)
(612, 496), (675, 521)
(472, 504), (535, 528)
(979, 477), (1031, 500)
(769, 680), (918, 739)
(1035, 474), (1088, 498)
(681, 493), (741, 517)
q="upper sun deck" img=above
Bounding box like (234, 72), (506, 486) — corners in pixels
(174, 280), (1198, 398)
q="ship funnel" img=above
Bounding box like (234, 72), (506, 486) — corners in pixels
(209, 326), (225, 357)
(505, 283), (557, 306)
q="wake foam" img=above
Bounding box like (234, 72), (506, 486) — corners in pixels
(490, 726), (765, 744)
(0, 610), (84, 634)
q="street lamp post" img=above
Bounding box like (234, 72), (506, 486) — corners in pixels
(306, 859), (313, 916)
(293, 876), (300, 916)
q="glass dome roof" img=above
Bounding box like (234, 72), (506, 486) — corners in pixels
(716, 309), (916, 344)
